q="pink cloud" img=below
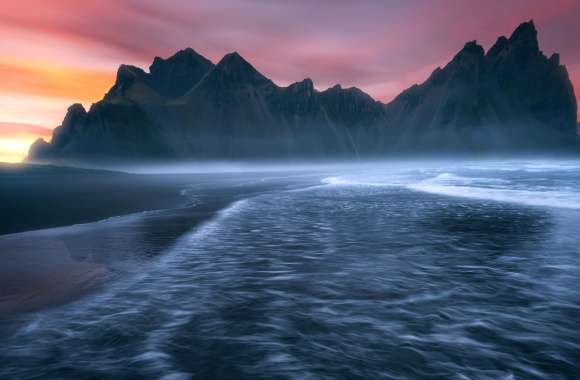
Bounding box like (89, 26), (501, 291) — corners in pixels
(0, 122), (53, 139)
(0, 0), (578, 107)
(1, 1), (579, 162)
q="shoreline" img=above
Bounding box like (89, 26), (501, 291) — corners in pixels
(0, 163), (193, 236)
(0, 164), (201, 316)
(0, 167), (311, 316)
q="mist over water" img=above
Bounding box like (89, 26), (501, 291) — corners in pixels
(1, 159), (580, 379)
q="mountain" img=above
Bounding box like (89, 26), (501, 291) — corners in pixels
(384, 21), (577, 152)
(29, 51), (387, 162)
(28, 21), (578, 163)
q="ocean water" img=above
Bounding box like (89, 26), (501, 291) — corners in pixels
(1, 160), (580, 379)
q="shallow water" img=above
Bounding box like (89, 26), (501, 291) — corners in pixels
(1, 160), (580, 379)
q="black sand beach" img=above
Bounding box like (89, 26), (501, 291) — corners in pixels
(0, 163), (192, 235)
(0, 164), (184, 315)
(0, 164), (313, 316)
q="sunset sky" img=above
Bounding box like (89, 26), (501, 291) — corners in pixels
(1, 0), (579, 162)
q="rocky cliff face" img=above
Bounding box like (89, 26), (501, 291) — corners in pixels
(384, 21), (577, 152)
(29, 51), (387, 162)
(165, 52), (388, 158)
(28, 21), (578, 163)
(29, 49), (216, 161)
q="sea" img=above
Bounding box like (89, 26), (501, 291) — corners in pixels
(1, 159), (580, 379)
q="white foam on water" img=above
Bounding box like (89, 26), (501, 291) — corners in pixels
(462, 160), (580, 173)
(321, 176), (352, 185)
(182, 198), (248, 241)
(522, 163), (580, 172)
(321, 169), (580, 210)
(320, 174), (414, 187)
(134, 198), (250, 375)
(7, 197), (252, 379)
(408, 173), (580, 210)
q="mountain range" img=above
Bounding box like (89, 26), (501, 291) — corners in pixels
(28, 21), (578, 163)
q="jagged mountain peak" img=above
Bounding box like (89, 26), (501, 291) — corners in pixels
(60, 103), (88, 131)
(462, 41), (484, 53)
(199, 51), (273, 87)
(323, 84), (364, 96)
(113, 65), (146, 87)
(510, 20), (538, 43)
(298, 77), (314, 89)
(27, 20), (578, 163)
(147, 48), (214, 97)
(287, 78), (315, 94)
(106, 64), (152, 100)
(382, 19), (577, 150)
(220, 51), (244, 63)
(149, 47), (212, 73)
(216, 52), (262, 74)
(452, 41), (485, 62)
(486, 21), (539, 61)
(107, 49), (215, 100)
(66, 103), (87, 116)
(439, 40), (485, 78)
(487, 36), (509, 58)
(117, 64), (146, 78)
(168, 47), (201, 60)
(549, 53), (560, 65)
(509, 20), (540, 54)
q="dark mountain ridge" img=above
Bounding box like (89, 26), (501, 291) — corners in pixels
(384, 21), (577, 152)
(28, 21), (578, 163)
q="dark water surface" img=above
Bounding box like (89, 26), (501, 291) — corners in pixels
(1, 160), (580, 379)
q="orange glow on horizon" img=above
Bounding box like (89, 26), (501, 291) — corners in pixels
(0, 122), (52, 163)
(0, 60), (114, 162)
(0, 58), (114, 103)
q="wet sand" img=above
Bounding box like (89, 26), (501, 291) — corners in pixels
(0, 164), (313, 316)
(0, 163), (192, 235)
(0, 164), (188, 315)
